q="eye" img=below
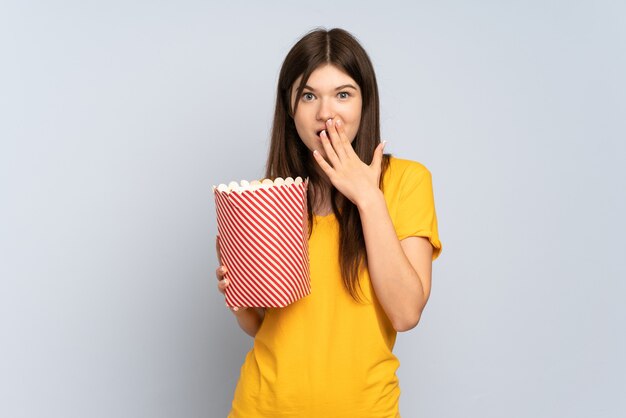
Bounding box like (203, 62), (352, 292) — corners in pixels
(338, 91), (351, 99)
(302, 92), (315, 102)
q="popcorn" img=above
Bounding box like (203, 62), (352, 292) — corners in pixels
(213, 177), (310, 308)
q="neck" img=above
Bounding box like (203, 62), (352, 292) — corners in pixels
(305, 155), (334, 213)
(310, 176), (333, 213)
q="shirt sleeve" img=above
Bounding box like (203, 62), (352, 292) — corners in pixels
(394, 164), (442, 261)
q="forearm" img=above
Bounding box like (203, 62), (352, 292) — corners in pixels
(357, 190), (426, 331)
(232, 308), (265, 338)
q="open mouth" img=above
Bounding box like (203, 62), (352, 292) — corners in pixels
(315, 129), (324, 138)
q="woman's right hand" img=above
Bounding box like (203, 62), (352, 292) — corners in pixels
(215, 236), (247, 312)
(215, 264), (230, 295)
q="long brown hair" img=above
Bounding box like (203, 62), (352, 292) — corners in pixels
(264, 28), (391, 303)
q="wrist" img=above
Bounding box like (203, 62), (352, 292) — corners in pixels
(356, 188), (385, 212)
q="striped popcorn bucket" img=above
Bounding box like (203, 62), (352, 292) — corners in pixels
(213, 177), (311, 308)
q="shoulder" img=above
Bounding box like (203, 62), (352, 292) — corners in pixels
(384, 156), (432, 186)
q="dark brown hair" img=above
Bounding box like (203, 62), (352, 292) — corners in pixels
(264, 28), (391, 303)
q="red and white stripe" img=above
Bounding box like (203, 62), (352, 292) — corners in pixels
(214, 179), (310, 308)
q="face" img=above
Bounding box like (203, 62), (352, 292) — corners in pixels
(291, 64), (362, 158)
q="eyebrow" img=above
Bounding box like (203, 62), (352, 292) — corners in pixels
(303, 84), (358, 92)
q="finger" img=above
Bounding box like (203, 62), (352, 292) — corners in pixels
(216, 265), (228, 281)
(370, 140), (386, 169)
(217, 277), (230, 294)
(319, 129), (341, 167)
(334, 118), (354, 157)
(325, 118), (348, 160)
(313, 149), (334, 176)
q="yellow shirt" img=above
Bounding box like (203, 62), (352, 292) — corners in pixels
(229, 157), (442, 417)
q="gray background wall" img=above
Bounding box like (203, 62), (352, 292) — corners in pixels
(1, 0), (624, 417)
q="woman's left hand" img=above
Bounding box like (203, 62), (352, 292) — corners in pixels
(313, 117), (386, 207)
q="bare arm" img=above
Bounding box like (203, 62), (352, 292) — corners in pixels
(231, 306), (265, 338)
(310, 118), (434, 332)
(357, 189), (433, 332)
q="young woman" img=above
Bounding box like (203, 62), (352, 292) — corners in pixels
(215, 27), (442, 418)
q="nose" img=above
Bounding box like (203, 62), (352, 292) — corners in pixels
(316, 98), (335, 121)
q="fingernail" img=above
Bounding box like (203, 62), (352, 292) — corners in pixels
(336, 119), (342, 127)
(382, 140), (387, 148)
(321, 130), (327, 137)
(326, 118), (333, 126)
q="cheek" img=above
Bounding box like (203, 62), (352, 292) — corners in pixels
(348, 114), (362, 134)
(344, 123), (360, 142)
(293, 115), (306, 134)
(294, 118), (314, 144)
(294, 109), (312, 128)
(346, 105), (362, 126)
